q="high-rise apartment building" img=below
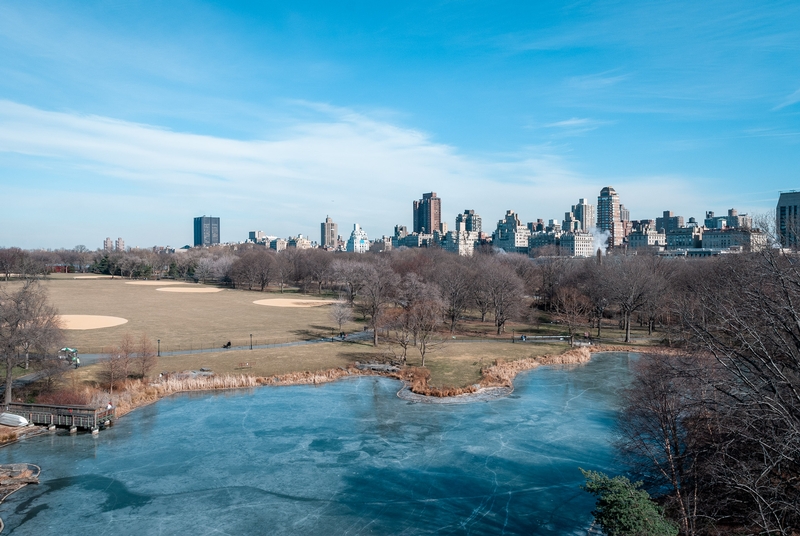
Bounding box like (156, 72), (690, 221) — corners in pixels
(194, 216), (220, 247)
(493, 210), (531, 253)
(597, 187), (624, 248)
(777, 191), (800, 248)
(321, 216), (338, 248)
(413, 192), (442, 234)
(346, 224), (369, 253)
(571, 198), (595, 232)
(455, 210), (482, 233)
(115, 237), (125, 252)
(248, 231), (266, 243)
(619, 204), (630, 223)
(656, 211), (684, 234)
(103, 237), (113, 252)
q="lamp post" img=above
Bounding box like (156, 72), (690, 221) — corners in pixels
(250, 334), (253, 350)
(157, 339), (161, 357)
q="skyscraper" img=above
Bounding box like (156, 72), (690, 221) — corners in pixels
(194, 216), (220, 247)
(777, 191), (800, 248)
(597, 187), (623, 248)
(571, 198), (595, 232)
(321, 216), (338, 248)
(103, 237), (113, 252)
(413, 192), (442, 234)
(115, 237), (125, 252)
(455, 209), (482, 233)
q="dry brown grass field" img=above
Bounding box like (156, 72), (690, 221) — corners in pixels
(6, 276), (648, 390)
(11, 277), (352, 354)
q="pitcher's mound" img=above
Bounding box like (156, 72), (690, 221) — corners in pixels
(59, 315), (128, 330)
(156, 287), (223, 293)
(127, 281), (187, 286)
(253, 299), (333, 308)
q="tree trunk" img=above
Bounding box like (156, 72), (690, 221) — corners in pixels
(624, 311), (631, 343)
(373, 327), (378, 347)
(4, 359), (13, 405)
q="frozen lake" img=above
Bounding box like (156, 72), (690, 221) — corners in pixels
(0, 352), (636, 535)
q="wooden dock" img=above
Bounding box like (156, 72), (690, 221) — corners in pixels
(4, 403), (115, 431)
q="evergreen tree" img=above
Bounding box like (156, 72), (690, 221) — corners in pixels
(581, 469), (678, 536)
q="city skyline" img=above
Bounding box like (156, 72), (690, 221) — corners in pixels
(1, 1), (799, 249)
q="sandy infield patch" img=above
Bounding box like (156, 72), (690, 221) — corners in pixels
(59, 315), (128, 330)
(253, 298), (334, 308)
(126, 281), (187, 286)
(73, 276), (112, 279)
(156, 287), (223, 293)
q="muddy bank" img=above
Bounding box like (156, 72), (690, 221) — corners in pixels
(396, 345), (642, 403)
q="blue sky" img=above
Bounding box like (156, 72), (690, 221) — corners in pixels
(1, 0), (799, 249)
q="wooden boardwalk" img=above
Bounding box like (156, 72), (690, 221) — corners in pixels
(4, 403), (115, 430)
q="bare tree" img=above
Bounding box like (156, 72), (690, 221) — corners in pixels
(174, 253), (197, 281)
(117, 333), (136, 379)
(580, 259), (611, 338)
(275, 252), (295, 293)
(618, 352), (706, 536)
(100, 354), (125, 396)
(484, 261), (525, 335)
(231, 251), (261, 290)
(0, 248), (22, 281)
(409, 293), (445, 367)
(332, 259), (369, 304)
(194, 257), (215, 283)
(357, 262), (399, 346)
(106, 251), (123, 279)
(677, 251), (800, 533)
(135, 333), (157, 378)
(435, 257), (472, 332)
(552, 285), (590, 344)
(304, 249), (333, 294)
(0, 281), (63, 404)
(605, 256), (660, 343)
(329, 300), (352, 333)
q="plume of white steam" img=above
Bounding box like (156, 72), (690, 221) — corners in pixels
(588, 227), (610, 256)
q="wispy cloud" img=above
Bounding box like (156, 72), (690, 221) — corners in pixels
(542, 117), (613, 137)
(0, 100), (599, 247)
(566, 71), (630, 91)
(773, 87), (800, 110)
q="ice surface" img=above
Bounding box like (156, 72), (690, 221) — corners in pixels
(0, 352), (636, 535)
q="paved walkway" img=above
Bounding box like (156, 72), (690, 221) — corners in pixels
(2, 331), (375, 393)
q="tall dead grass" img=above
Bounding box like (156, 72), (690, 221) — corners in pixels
(63, 345), (626, 416)
(255, 367), (369, 386)
(90, 374), (260, 417)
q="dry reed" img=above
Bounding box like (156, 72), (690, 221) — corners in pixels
(74, 344), (639, 417)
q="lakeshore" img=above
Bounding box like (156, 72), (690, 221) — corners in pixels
(0, 352), (637, 535)
(101, 344), (639, 421)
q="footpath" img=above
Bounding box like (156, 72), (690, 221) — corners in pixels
(2, 331), (375, 394)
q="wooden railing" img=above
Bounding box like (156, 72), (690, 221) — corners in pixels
(4, 403), (115, 430)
